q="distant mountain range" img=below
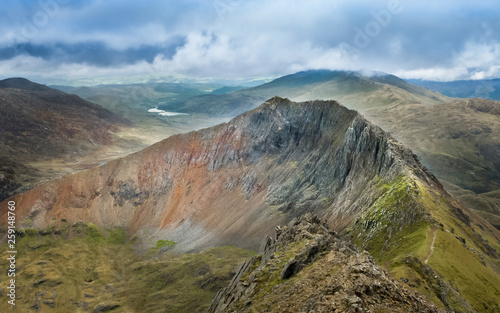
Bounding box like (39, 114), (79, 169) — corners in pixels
(154, 70), (448, 116)
(408, 78), (500, 100)
(52, 81), (228, 112)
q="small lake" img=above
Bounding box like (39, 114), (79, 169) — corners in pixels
(148, 107), (188, 116)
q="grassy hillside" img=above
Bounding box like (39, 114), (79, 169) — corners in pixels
(0, 223), (254, 312)
(351, 175), (500, 312)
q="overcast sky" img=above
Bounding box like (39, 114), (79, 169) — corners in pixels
(0, 0), (499, 84)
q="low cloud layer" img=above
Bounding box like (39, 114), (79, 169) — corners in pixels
(0, 0), (499, 84)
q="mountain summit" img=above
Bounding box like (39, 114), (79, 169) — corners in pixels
(0, 77), (53, 92)
(154, 70), (500, 229)
(2, 96), (435, 248)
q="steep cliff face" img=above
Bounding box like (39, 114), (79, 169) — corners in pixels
(160, 70), (500, 230)
(1, 97), (428, 250)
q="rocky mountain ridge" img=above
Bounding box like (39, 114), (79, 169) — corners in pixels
(1, 97), (433, 249)
(49, 71), (500, 228)
(154, 70), (500, 229)
(208, 214), (444, 313)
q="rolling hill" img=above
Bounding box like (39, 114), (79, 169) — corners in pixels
(160, 70), (449, 116)
(0, 78), (133, 201)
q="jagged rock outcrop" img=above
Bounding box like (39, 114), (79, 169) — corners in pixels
(207, 214), (444, 313)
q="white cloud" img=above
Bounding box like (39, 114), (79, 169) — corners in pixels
(393, 67), (469, 82)
(0, 54), (157, 85)
(456, 41), (500, 69)
(1, 0), (500, 82)
(394, 41), (500, 81)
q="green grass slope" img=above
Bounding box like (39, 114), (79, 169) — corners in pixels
(351, 176), (500, 312)
(0, 223), (254, 313)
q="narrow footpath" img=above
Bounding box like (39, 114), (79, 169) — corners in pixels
(424, 228), (437, 264)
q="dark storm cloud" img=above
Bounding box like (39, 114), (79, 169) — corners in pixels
(0, 37), (185, 67)
(0, 0), (499, 82)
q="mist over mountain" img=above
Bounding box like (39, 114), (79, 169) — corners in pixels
(1, 1), (500, 312)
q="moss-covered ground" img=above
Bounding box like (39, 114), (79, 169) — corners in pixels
(231, 238), (311, 312)
(0, 223), (255, 313)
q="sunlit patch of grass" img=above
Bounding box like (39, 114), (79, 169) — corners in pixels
(429, 229), (500, 312)
(155, 239), (176, 249)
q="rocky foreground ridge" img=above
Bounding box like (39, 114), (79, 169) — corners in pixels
(208, 214), (444, 313)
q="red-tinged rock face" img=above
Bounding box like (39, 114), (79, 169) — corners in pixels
(0, 97), (433, 251)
